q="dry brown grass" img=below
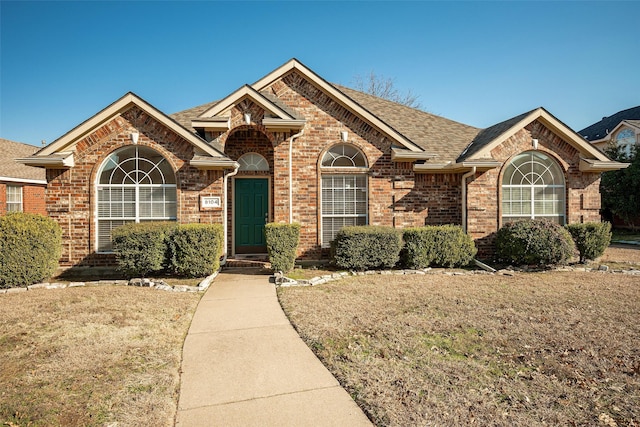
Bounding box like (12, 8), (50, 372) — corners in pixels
(0, 286), (200, 427)
(279, 249), (640, 426)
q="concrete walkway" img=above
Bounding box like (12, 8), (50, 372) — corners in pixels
(175, 268), (372, 427)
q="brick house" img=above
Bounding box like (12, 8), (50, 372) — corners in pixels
(0, 138), (46, 216)
(18, 59), (626, 267)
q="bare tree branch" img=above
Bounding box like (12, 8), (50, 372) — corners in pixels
(352, 71), (422, 109)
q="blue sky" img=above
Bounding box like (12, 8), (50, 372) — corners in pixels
(1, 1), (638, 147)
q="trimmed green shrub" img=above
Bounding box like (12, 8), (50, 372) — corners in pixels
(496, 220), (576, 266)
(331, 226), (402, 271)
(0, 212), (62, 288)
(402, 225), (477, 268)
(265, 222), (300, 273)
(168, 223), (224, 277)
(112, 222), (177, 277)
(566, 222), (612, 263)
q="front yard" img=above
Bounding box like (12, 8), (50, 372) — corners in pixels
(278, 250), (640, 426)
(0, 286), (200, 426)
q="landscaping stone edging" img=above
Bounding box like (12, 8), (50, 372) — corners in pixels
(0, 271), (219, 295)
(275, 264), (640, 287)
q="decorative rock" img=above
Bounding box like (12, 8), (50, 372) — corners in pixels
(46, 283), (67, 289)
(68, 282), (85, 287)
(598, 265), (610, 272)
(6, 287), (27, 293)
(154, 284), (174, 292)
(27, 283), (49, 290)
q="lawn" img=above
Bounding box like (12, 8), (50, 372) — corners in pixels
(278, 253), (640, 426)
(0, 286), (201, 427)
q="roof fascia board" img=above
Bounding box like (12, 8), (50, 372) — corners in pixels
(469, 108), (611, 162)
(198, 85), (295, 120)
(251, 58), (424, 152)
(0, 176), (47, 185)
(579, 158), (630, 172)
(191, 117), (230, 130)
(391, 148), (438, 161)
(261, 118), (306, 131)
(16, 152), (75, 168)
(190, 157), (240, 170)
(36, 92), (226, 159)
(413, 160), (501, 174)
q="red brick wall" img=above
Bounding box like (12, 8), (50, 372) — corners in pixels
(467, 120), (602, 257)
(45, 106), (225, 267)
(206, 71), (465, 259)
(0, 182), (46, 216)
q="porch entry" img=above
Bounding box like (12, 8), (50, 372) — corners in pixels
(234, 178), (268, 254)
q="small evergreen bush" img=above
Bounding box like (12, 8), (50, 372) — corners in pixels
(112, 222), (177, 277)
(264, 222), (300, 273)
(0, 212), (62, 288)
(168, 223), (223, 277)
(496, 220), (575, 266)
(566, 222), (612, 263)
(402, 225), (477, 268)
(331, 226), (402, 271)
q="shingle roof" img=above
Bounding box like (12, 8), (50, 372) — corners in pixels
(335, 85), (481, 162)
(457, 110), (536, 161)
(171, 100), (219, 130)
(578, 106), (640, 141)
(0, 138), (46, 181)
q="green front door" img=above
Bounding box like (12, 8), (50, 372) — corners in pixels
(234, 178), (268, 254)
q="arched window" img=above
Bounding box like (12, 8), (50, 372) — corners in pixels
(321, 143), (368, 167)
(320, 144), (368, 246)
(238, 152), (269, 171)
(616, 128), (636, 159)
(502, 151), (565, 224)
(96, 146), (177, 252)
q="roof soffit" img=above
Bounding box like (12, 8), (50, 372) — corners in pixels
(463, 108), (611, 163)
(33, 92), (227, 160)
(250, 58), (424, 152)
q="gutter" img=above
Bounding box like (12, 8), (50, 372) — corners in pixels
(288, 129), (304, 223)
(461, 166), (476, 234)
(220, 162), (240, 266)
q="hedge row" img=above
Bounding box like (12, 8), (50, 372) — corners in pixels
(330, 225), (476, 271)
(495, 220), (612, 266)
(112, 222), (223, 278)
(0, 213), (62, 288)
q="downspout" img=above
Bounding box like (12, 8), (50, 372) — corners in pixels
(461, 166), (497, 273)
(461, 167), (476, 234)
(221, 162), (240, 266)
(288, 130), (304, 224)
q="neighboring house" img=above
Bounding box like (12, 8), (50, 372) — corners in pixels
(18, 59), (626, 267)
(0, 138), (47, 216)
(579, 106), (640, 228)
(579, 106), (640, 157)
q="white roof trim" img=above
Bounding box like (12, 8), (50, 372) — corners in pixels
(35, 92), (225, 159)
(413, 160), (502, 173)
(16, 152), (75, 168)
(197, 85), (295, 120)
(251, 58), (423, 152)
(579, 158), (629, 172)
(468, 108), (611, 163)
(0, 176), (47, 185)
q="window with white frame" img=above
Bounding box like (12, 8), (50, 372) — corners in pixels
(96, 146), (177, 252)
(616, 128), (636, 159)
(6, 185), (23, 212)
(238, 152), (269, 171)
(320, 144), (368, 246)
(502, 151), (565, 224)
